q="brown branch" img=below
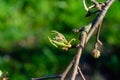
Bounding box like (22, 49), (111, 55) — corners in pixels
(31, 74), (62, 80)
(61, 24), (92, 80)
(71, 30), (88, 80)
(70, 0), (114, 80)
(86, 0), (115, 42)
(61, 59), (74, 80)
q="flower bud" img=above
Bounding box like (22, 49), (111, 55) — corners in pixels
(92, 49), (100, 58)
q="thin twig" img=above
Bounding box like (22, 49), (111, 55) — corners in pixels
(78, 67), (86, 80)
(95, 21), (103, 49)
(32, 74), (62, 80)
(61, 60), (74, 80)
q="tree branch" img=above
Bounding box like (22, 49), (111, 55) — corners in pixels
(71, 30), (88, 80)
(71, 0), (114, 80)
(32, 0), (114, 80)
(86, 0), (115, 43)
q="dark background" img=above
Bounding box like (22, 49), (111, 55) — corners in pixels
(0, 0), (120, 80)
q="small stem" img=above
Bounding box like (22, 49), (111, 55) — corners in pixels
(95, 21), (103, 49)
(78, 67), (86, 80)
(32, 75), (62, 80)
(83, 0), (89, 11)
(96, 22), (102, 42)
(61, 60), (74, 80)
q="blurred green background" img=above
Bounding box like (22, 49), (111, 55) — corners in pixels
(0, 0), (120, 80)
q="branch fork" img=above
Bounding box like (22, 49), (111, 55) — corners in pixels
(83, 0), (106, 17)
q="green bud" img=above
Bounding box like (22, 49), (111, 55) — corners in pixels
(48, 30), (75, 51)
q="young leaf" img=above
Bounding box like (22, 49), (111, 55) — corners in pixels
(48, 30), (75, 51)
